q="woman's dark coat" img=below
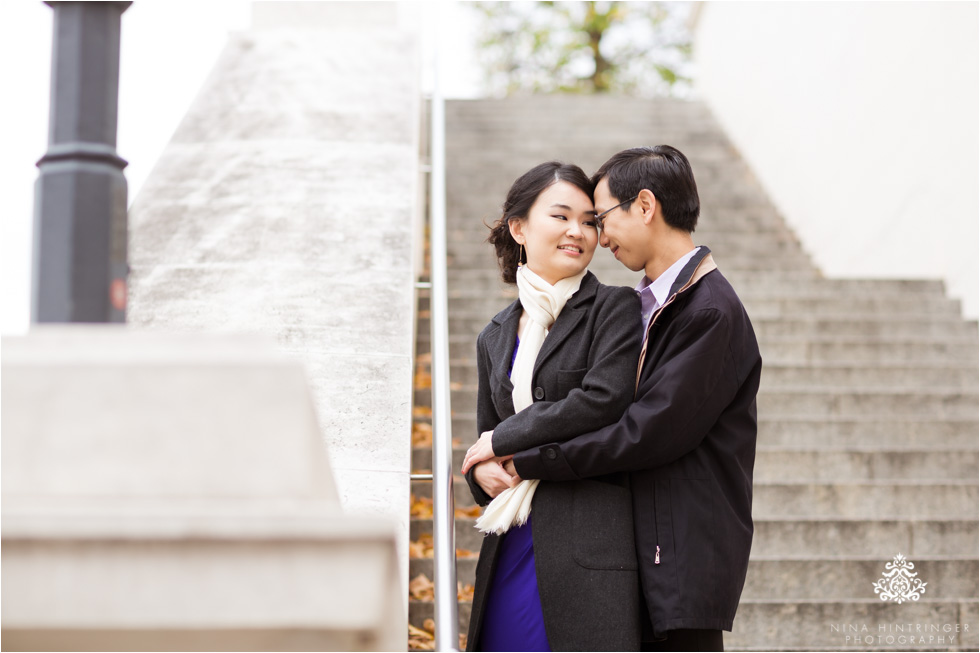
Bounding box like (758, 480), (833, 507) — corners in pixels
(464, 271), (644, 652)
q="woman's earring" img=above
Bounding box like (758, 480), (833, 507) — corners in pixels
(518, 244), (525, 267)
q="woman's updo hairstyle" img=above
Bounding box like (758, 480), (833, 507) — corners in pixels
(487, 161), (594, 284)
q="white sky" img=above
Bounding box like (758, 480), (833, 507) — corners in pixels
(0, 0), (481, 335)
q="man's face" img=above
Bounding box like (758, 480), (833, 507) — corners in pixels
(594, 178), (647, 272)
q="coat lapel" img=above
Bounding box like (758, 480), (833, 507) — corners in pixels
(533, 272), (597, 375)
(489, 300), (521, 415)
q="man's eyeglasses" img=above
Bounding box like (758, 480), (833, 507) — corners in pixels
(594, 195), (637, 231)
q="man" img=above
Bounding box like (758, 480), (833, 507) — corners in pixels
(465, 145), (762, 651)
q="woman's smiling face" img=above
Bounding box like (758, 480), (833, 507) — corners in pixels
(509, 181), (598, 285)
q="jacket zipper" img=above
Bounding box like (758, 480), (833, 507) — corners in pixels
(653, 482), (661, 565)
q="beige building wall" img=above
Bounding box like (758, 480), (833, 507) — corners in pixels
(693, 2), (979, 317)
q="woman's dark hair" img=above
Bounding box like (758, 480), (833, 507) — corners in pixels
(487, 161), (594, 284)
(591, 145), (700, 232)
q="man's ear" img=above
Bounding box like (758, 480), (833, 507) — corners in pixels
(508, 217), (525, 243)
(637, 189), (658, 225)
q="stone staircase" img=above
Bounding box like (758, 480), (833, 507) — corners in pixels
(409, 96), (979, 650)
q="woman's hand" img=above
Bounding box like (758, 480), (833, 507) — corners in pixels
(472, 459), (519, 498)
(461, 430), (496, 474)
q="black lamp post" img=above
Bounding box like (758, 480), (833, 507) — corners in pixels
(32, 1), (132, 323)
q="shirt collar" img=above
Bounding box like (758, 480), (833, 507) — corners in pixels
(635, 246), (701, 310)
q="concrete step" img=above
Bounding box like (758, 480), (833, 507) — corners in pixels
(753, 482), (978, 519)
(754, 450), (978, 482)
(759, 337), (978, 364)
(741, 557), (978, 600)
(756, 416), (979, 449)
(760, 362), (979, 388)
(726, 599), (978, 650)
(752, 518), (979, 558)
(755, 388), (978, 419)
(754, 316), (978, 339)
(742, 295), (963, 317)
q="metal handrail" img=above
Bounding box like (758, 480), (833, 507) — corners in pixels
(428, 21), (460, 653)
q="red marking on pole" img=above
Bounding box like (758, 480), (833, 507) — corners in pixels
(110, 279), (127, 311)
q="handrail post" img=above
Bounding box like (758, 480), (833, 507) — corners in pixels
(429, 12), (460, 652)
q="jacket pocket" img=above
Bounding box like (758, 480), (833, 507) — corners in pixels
(571, 478), (638, 570)
(555, 367), (588, 398)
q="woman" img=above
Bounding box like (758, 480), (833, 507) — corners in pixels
(460, 162), (643, 651)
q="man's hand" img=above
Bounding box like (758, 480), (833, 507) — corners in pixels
(472, 459), (519, 498)
(461, 430), (496, 474)
(502, 458), (523, 482)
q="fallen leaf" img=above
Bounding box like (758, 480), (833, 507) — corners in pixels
(456, 547), (478, 559)
(409, 573), (435, 601)
(455, 504), (482, 519)
(410, 494), (433, 519)
(457, 582), (475, 602)
(408, 623), (435, 651)
(423, 618), (435, 632)
(413, 406), (433, 418)
(412, 421), (433, 447)
(409, 533), (435, 559)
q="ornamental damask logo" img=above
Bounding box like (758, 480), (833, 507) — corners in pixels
(873, 553), (927, 604)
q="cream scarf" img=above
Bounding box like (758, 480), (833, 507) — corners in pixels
(475, 264), (588, 535)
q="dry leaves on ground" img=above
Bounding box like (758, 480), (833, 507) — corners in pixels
(413, 406), (433, 419)
(415, 354), (432, 391)
(409, 573), (435, 601)
(410, 494), (433, 519)
(412, 420), (433, 447)
(408, 623), (434, 651)
(455, 504), (482, 519)
(411, 533), (478, 560)
(409, 533), (434, 559)
(407, 618), (467, 650)
(409, 575), (476, 603)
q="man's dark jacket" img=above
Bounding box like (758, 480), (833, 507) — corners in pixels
(507, 248), (762, 637)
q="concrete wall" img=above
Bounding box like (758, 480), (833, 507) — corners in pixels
(127, 0), (420, 582)
(2, 328), (404, 651)
(693, 2), (979, 317)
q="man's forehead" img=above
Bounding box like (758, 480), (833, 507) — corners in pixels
(593, 178), (616, 208)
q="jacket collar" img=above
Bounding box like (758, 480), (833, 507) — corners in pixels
(489, 270), (598, 390)
(669, 245), (716, 298)
(634, 247), (717, 391)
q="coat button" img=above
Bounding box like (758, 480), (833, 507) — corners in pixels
(533, 387), (544, 400)
(546, 449), (557, 460)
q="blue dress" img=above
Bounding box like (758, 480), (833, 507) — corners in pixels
(477, 336), (551, 652)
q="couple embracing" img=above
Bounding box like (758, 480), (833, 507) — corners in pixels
(460, 146), (762, 652)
